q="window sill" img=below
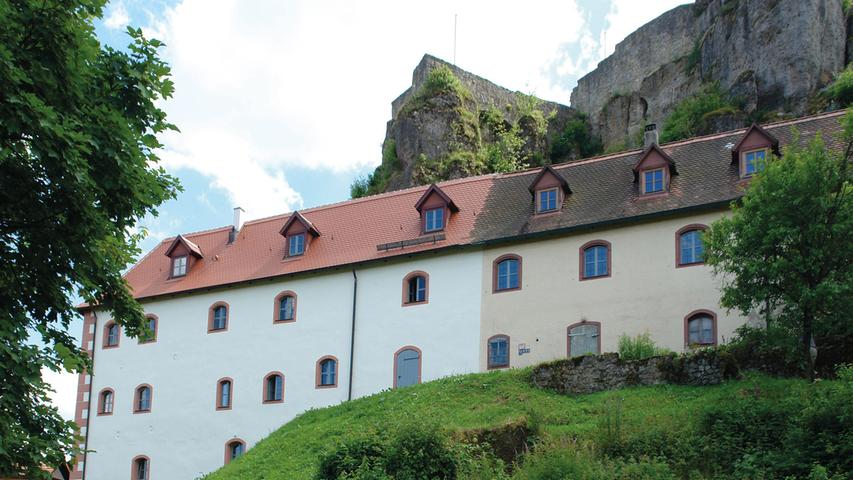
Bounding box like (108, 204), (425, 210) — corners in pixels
(273, 319), (296, 324)
(676, 261), (705, 269)
(492, 287), (521, 294)
(402, 301), (428, 307)
(207, 328), (228, 334)
(315, 384), (337, 389)
(215, 406), (232, 411)
(579, 273), (610, 282)
(262, 399), (284, 404)
(102, 344), (119, 350)
(133, 410), (151, 415)
(487, 364), (509, 370)
(96, 412), (113, 417)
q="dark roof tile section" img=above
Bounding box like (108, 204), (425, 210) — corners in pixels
(471, 111), (845, 243)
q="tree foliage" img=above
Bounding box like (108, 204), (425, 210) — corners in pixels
(0, 1), (180, 475)
(704, 111), (853, 377)
(660, 85), (738, 143)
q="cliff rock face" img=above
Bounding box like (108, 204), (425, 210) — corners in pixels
(571, 0), (847, 149)
(372, 55), (584, 194)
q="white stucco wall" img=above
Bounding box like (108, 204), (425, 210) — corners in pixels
(82, 250), (483, 479)
(479, 210), (749, 370)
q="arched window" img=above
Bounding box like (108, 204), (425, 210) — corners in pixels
(316, 356), (338, 388)
(487, 335), (510, 369)
(402, 272), (429, 305)
(273, 291), (296, 323)
(567, 321), (601, 357)
(394, 346), (422, 388)
(134, 384), (152, 413)
(676, 225), (707, 267)
(493, 255), (521, 292)
(103, 321), (120, 348)
(208, 302), (229, 332)
(139, 315), (157, 344)
(98, 388), (114, 415)
(685, 310), (717, 347)
(216, 378), (233, 410)
(580, 240), (611, 280)
(224, 439), (246, 465)
(263, 372), (284, 403)
(132, 455), (150, 480)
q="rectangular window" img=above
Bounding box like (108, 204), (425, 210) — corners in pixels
(744, 149), (767, 176)
(424, 208), (444, 232)
(496, 259), (519, 290)
(288, 233), (305, 257)
(583, 246), (608, 278)
(171, 256), (187, 277)
(537, 188), (558, 213)
(643, 169), (664, 194)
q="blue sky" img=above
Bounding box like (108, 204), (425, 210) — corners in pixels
(45, 0), (687, 419)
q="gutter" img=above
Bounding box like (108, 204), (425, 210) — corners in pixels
(81, 310), (98, 479)
(348, 269), (357, 401)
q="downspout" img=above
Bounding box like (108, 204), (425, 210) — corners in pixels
(348, 269), (358, 401)
(82, 309), (98, 479)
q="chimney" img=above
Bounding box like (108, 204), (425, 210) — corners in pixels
(643, 123), (659, 150)
(229, 207), (244, 244)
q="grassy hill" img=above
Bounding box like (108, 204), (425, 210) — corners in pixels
(204, 366), (851, 479)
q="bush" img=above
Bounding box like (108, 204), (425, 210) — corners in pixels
(724, 324), (804, 376)
(617, 332), (671, 361)
(660, 85), (739, 143)
(421, 65), (468, 99)
(385, 424), (457, 480)
(350, 139), (401, 199)
(549, 115), (603, 160)
(317, 433), (387, 479)
(827, 65), (853, 107)
(512, 446), (677, 480)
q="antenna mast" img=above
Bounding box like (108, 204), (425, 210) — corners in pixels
(453, 14), (457, 64)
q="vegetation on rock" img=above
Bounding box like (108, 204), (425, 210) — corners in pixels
(351, 140), (401, 198)
(660, 85), (741, 143)
(617, 332), (672, 361)
(827, 64), (853, 107)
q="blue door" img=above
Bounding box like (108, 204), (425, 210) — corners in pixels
(395, 348), (420, 388)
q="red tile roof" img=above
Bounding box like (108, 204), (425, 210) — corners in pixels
(123, 110), (847, 301)
(124, 174), (496, 300)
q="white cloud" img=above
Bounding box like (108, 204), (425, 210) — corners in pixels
(143, 0), (591, 219)
(104, 2), (130, 30)
(42, 368), (78, 421)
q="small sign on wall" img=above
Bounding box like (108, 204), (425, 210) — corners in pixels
(518, 343), (531, 355)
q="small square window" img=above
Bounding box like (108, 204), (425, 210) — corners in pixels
(288, 233), (305, 257)
(643, 169), (665, 194)
(537, 188), (558, 213)
(424, 208), (444, 232)
(743, 149), (767, 177)
(171, 255), (188, 277)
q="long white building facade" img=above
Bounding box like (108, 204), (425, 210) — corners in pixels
(71, 112), (845, 479)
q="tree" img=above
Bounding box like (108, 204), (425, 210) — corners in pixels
(0, 1), (180, 476)
(704, 111), (853, 379)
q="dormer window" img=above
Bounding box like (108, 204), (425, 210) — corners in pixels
(643, 168), (665, 194)
(288, 233), (305, 257)
(279, 211), (320, 259)
(632, 144), (677, 196)
(164, 234), (203, 278)
(424, 208), (444, 232)
(731, 124), (779, 179)
(171, 255), (187, 277)
(743, 148), (767, 177)
(537, 188), (558, 213)
(529, 166), (570, 215)
(414, 184), (459, 234)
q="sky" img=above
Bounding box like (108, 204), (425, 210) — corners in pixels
(46, 0), (687, 421)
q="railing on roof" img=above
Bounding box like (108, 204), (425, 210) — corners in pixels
(376, 233), (446, 252)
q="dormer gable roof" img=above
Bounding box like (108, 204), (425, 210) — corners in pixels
(731, 123), (780, 163)
(164, 234), (203, 258)
(632, 144), (678, 181)
(279, 211), (321, 238)
(528, 165), (571, 195)
(414, 184), (459, 213)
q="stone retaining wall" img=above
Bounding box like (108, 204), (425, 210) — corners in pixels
(531, 351), (736, 396)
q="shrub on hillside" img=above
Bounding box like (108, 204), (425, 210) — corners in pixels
(724, 324), (804, 376)
(827, 65), (853, 107)
(660, 85), (739, 143)
(617, 332), (671, 361)
(512, 446), (677, 480)
(317, 433), (387, 479)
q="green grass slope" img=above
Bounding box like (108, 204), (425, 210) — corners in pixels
(206, 368), (821, 479)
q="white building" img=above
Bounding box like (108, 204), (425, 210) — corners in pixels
(71, 112), (844, 479)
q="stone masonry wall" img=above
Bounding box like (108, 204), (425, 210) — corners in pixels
(531, 352), (732, 396)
